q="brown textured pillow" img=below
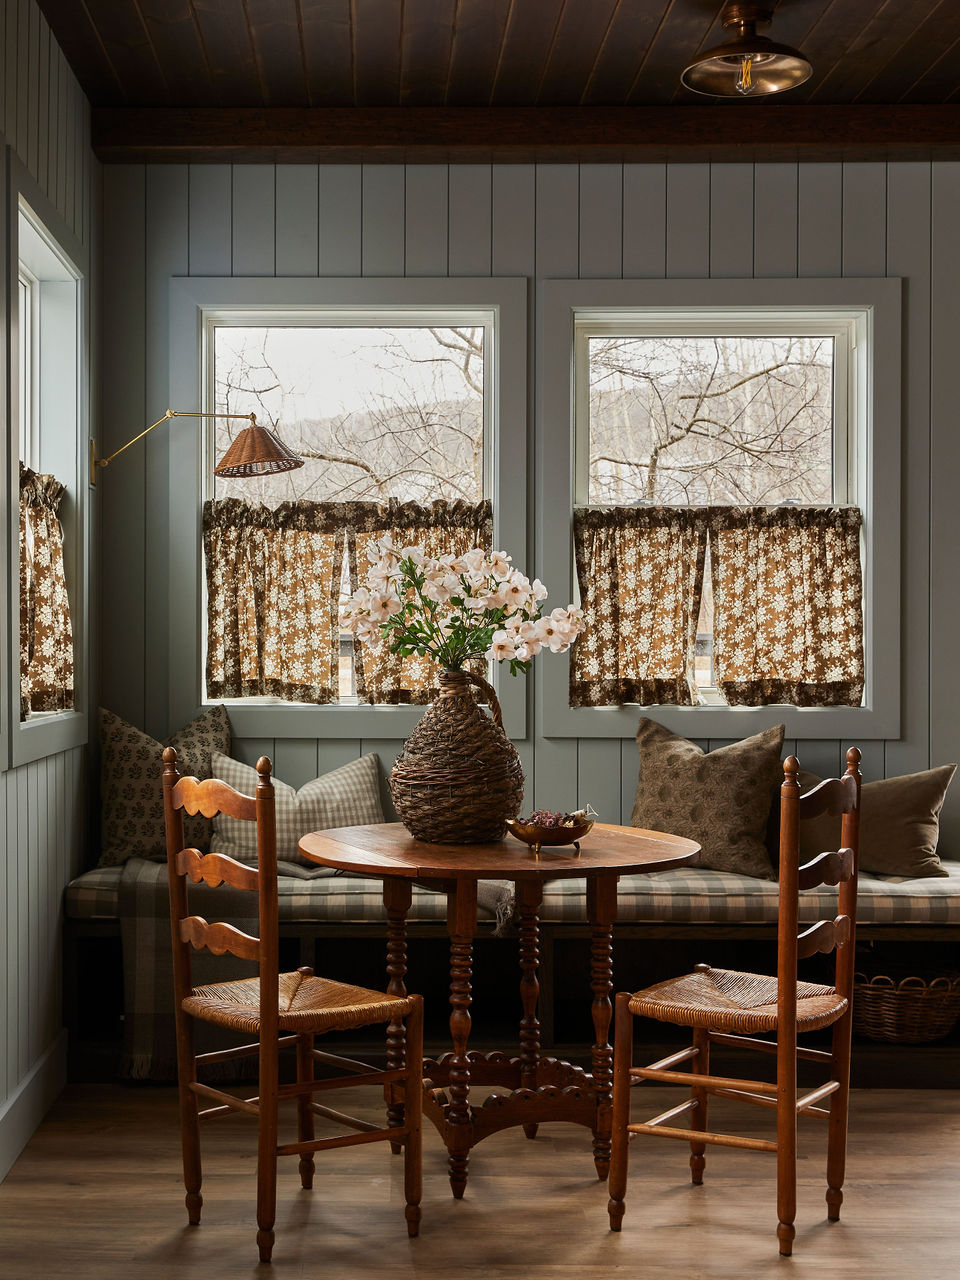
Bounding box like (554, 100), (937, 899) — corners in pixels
(631, 718), (785, 879)
(98, 705), (232, 867)
(787, 764), (956, 879)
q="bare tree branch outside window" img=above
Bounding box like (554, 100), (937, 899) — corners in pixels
(212, 326), (484, 508)
(587, 335), (833, 506)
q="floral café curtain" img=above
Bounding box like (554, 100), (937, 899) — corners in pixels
(203, 499), (346, 703)
(349, 499), (492, 704)
(709, 505), (864, 707)
(570, 506), (707, 707)
(20, 464), (74, 717)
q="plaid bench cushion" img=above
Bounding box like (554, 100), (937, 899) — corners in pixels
(538, 861), (960, 925)
(65, 860), (960, 926)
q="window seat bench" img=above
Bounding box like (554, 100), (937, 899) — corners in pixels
(65, 858), (960, 935)
(62, 859), (960, 1082)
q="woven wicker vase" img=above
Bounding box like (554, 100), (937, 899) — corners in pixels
(390, 669), (524, 844)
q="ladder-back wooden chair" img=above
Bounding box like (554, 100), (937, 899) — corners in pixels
(607, 748), (862, 1256)
(161, 747), (423, 1263)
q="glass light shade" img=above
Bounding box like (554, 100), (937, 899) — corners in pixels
(682, 33), (811, 97)
(214, 423), (305, 477)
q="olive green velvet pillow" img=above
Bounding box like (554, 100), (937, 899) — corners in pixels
(789, 764), (956, 878)
(631, 718), (785, 880)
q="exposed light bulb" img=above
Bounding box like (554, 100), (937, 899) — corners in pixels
(736, 54), (756, 94)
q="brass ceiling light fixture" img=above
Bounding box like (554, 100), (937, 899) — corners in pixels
(681, 2), (812, 98)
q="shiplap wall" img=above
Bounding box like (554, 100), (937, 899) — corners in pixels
(99, 160), (960, 847)
(0, 0), (94, 1177)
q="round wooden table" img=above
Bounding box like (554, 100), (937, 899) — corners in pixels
(298, 820), (699, 1198)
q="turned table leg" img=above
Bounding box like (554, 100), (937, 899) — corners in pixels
(517, 879), (543, 1139)
(447, 879), (478, 1199)
(587, 873), (619, 1181)
(383, 878), (413, 1154)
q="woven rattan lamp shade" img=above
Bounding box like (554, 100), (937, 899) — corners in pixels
(214, 422), (305, 478)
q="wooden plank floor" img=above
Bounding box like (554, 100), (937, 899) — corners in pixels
(1, 1085), (959, 1278)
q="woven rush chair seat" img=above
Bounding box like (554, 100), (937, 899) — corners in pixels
(184, 971), (414, 1035)
(628, 966), (847, 1035)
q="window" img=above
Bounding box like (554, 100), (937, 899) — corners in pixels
(167, 277), (528, 739)
(7, 173), (88, 765)
(203, 314), (492, 704)
(539, 278), (902, 740)
(575, 316), (854, 699)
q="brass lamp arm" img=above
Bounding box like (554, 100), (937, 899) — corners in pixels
(90, 409), (257, 485)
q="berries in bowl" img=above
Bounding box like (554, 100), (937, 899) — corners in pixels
(505, 806), (597, 856)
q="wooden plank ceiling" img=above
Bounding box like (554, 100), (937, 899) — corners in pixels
(34, 0), (960, 161)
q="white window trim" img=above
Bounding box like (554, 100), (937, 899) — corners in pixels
(537, 277), (902, 740)
(18, 263), (39, 470)
(168, 276), (529, 741)
(6, 156), (89, 767)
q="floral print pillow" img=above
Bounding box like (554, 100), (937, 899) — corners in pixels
(97, 705), (232, 867)
(631, 717), (784, 880)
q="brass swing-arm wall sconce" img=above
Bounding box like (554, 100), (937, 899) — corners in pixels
(89, 409), (305, 486)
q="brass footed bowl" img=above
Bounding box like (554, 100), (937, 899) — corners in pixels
(504, 818), (594, 856)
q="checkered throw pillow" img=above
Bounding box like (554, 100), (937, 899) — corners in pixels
(209, 751), (384, 868)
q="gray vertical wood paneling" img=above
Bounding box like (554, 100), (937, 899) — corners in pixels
(4, 2), (17, 146)
(492, 165), (536, 277)
(929, 162), (960, 844)
(189, 166), (232, 275)
(16, 767), (29, 1079)
(145, 165), (188, 739)
(275, 166), (320, 276)
(622, 164), (667, 278)
(361, 166), (405, 275)
(404, 165), (449, 275)
(16, 0), (28, 164)
(361, 739), (404, 819)
(316, 739), (363, 775)
(885, 163), (932, 781)
(578, 164), (622, 279)
(232, 165), (276, 276)
(100, 165), (147, 725)
(709, 164), (754, 278)
(577, 739), (622, 825)
(666, 165), (711, 278)
(753, 163), (799, 278)
(535, 164), (580, 809)
(842, 164), (888, 277)
(797, 164), (843, 277)
(272, 739), (320, 790)
(448, 166), (493, 277)
(233, 738), (275, 769)
(319, 166), (362, 275)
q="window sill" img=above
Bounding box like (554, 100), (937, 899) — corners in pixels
(11, 707), (88, 767)
(538, 658), (898, 741)
(210, 695), (526, 742)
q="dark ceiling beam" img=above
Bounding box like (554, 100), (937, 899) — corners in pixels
(91, 105), (960, 164)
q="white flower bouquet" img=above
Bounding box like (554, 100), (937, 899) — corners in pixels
(340, 536), (585, 676)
